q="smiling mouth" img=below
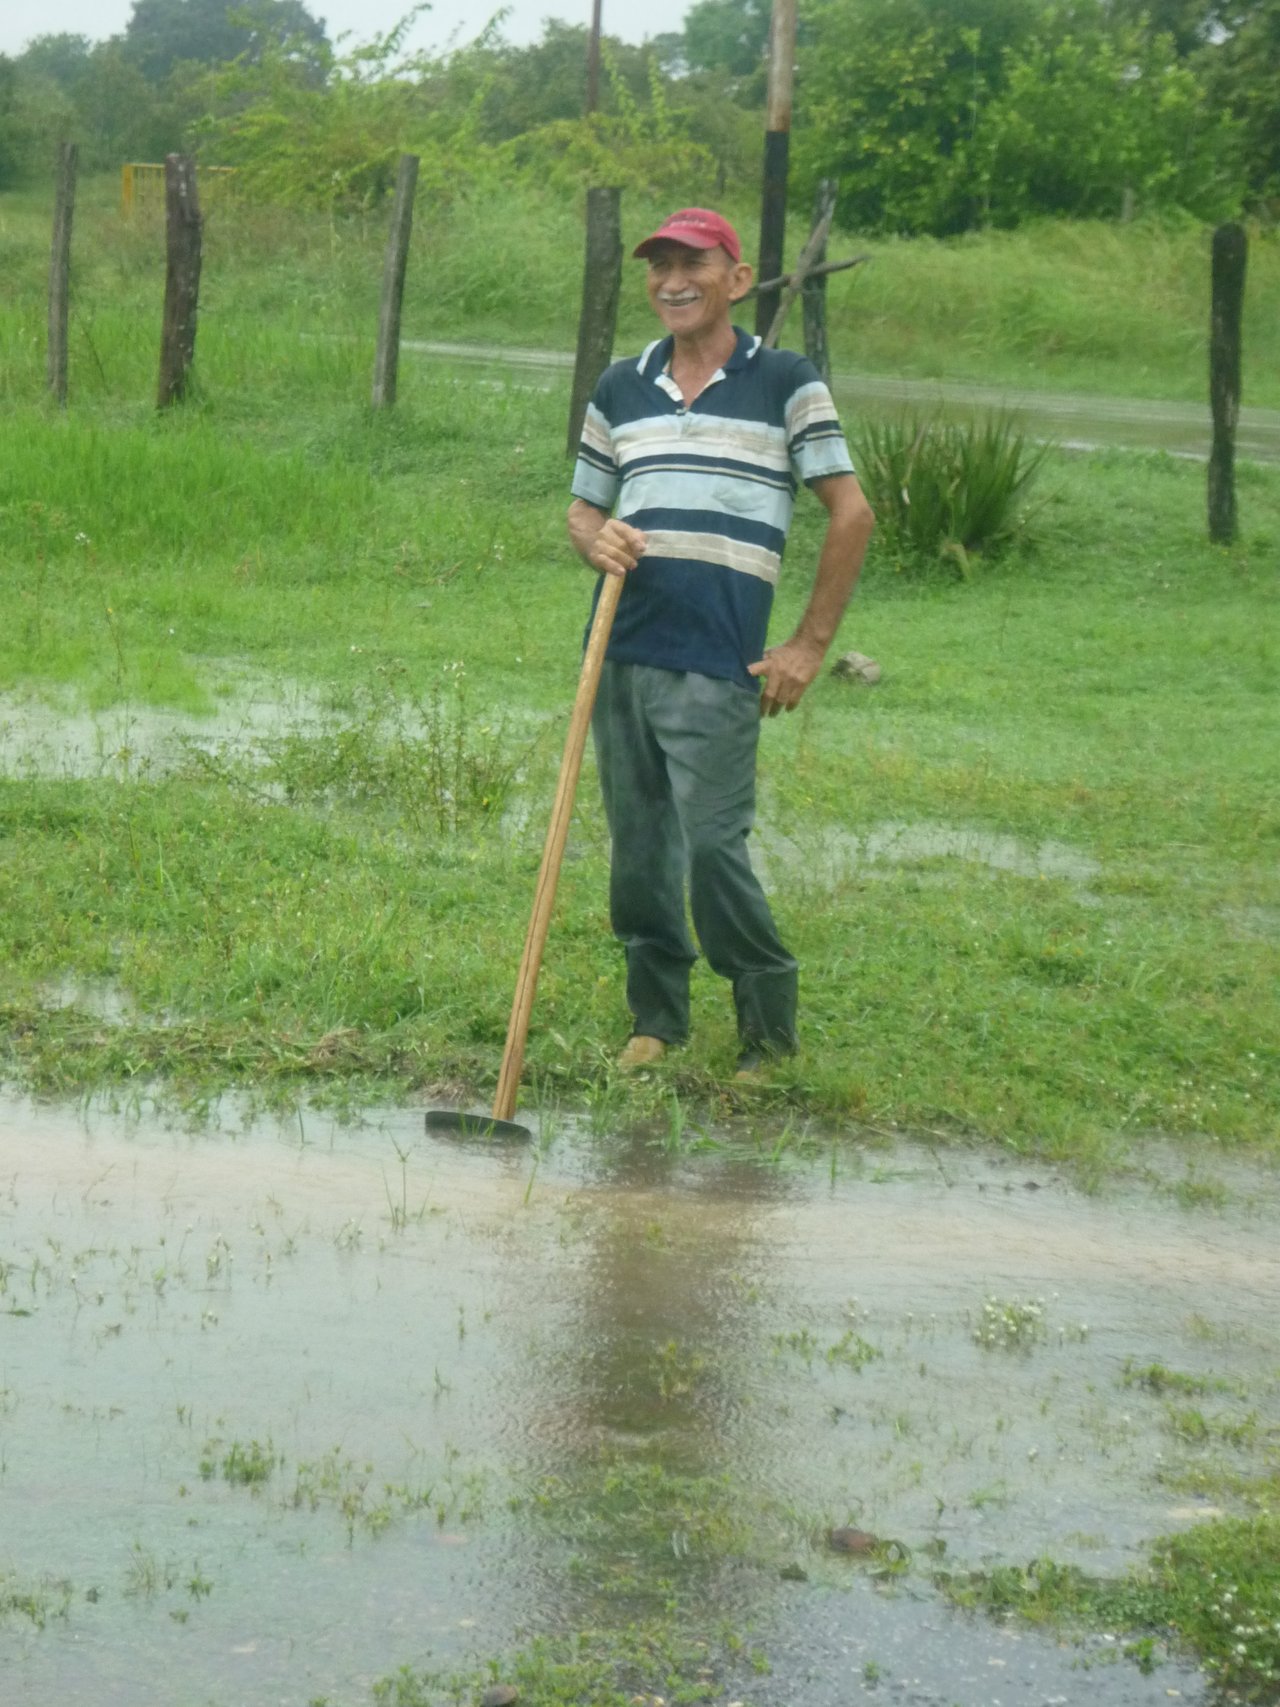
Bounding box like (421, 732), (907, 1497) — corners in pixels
(660, 293), (700, 307)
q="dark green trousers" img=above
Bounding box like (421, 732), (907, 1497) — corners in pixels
(591, 661), (798, 1051)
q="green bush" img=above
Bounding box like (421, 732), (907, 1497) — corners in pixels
(854, 412), (1048, 576)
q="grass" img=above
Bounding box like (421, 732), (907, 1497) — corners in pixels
(2, 179), (1278, 405)
(939, 1499), (1280, 1699)
(1, 189), (1277, 1162)
(373, 1625), (747, 1707)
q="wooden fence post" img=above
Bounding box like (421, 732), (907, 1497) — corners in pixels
(1208, 222), (1246, 545)
(48, 141), (78, 407)
(156, 155), (203, 408)
(755, 0), (798, 338)
(566, 185), (622, 457)
(371, 153), (420, 411)
(586, 0), (603, 116)
(802, 179), (838, 383)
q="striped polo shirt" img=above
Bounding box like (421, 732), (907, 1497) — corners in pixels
(571, 327), (855, 689)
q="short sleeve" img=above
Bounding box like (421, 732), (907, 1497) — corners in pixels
(570, 396), (621, 513)
(784, 365), (856, 487)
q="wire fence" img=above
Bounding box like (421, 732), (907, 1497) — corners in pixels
(121, 162), (238, 217)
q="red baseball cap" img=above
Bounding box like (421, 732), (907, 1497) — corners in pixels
(633, 208), (742, 263)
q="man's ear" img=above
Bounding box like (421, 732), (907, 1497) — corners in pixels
(728, 261), (753, 303)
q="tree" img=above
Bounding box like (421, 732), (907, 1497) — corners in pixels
(975, 16), (1244, 223)
(681, 0), (771, 79)
(75, 43), (172, 166)
(122, 0), (329, 84)
(794, 0), (1245, 232)
(795, 0), (1042, 234)
(1106, 0), (1231, 57)
(1200, 0), (1280, 198)
(459, 22), (657, 143)
(14, 34), (94, 93)
(0, 57), (23, 189)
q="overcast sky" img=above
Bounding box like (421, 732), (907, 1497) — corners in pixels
(0, 0), (694, 60)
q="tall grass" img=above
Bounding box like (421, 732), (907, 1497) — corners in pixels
(2, 178), (1277, 405)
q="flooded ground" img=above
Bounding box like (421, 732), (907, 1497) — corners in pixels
(2, 1091), (1276, 1705)
(0, 675), (332, 782)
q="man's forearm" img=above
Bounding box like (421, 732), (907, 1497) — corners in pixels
(567, 498), (647, 577)
(568, 498), (609, 565)
(791, 480), (875, 656)
(746, 475), (874, 714)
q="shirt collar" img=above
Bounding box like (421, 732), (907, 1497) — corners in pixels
(637, 326), (760, 385)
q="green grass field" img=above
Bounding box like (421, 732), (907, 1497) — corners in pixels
(2, 181), (1276, 1163)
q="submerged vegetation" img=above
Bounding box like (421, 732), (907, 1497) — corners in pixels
(941, 1506), (1280, 1700)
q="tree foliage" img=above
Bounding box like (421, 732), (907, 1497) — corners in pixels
(190, 25), (716, 212)
(12, 34), (95, 93)
(1200, 0), (1280, 198)
(680, 0), (771, 80)
(973, 9), (1244, 224)
(794, 0), (1042, 234)
(0, 0), (1270, 229)
(122, 0), (329, 84)
(794, 0), (1249, 232)
(0, 57), (23, 190)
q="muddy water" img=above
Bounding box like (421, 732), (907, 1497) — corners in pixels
(2, 1095), (1276, 1705)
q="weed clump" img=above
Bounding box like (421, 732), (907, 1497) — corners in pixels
(972, 1294), (1049, 1351)
(199, 1436), (280, 1487)
(854, 412), (1047, 576)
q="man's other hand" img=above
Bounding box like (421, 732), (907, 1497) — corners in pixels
(748, 638), (826, 717)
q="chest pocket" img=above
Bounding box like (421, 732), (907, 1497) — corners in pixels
(713, 475), (777, 519)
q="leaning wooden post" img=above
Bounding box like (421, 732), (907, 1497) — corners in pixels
(755, 0), (798, 338)
(566, 185), (622, 456)
(1208, 221), (1246, 545)
(156, 155), (203, 408)
(763, 187), (836, 350)
(47, 141), (78, 407)
(802, 178), (838, 383)
(371, 153), (420, 411)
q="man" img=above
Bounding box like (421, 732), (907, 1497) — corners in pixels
(567, 207), (874, 1078)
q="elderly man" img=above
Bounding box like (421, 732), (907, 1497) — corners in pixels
(568, 207), (874, 1077)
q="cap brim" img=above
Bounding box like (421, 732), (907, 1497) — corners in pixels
(633, 227), (724, 259)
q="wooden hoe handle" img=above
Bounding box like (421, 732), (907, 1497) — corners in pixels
(491, 572), (624, 1123)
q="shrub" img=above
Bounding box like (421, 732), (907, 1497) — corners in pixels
(854, 411), (1048, 576)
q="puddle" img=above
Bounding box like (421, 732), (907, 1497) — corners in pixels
(2, 1094), (1276, 1704)
(31, 975), (138, 1028)
(0, 678), (331, 782)
(758, 816), (1101, 893)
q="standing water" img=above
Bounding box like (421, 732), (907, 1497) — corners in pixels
(2, 1092), (1275, 1705)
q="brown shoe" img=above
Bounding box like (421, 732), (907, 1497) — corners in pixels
(617, 1035), (667, 1072)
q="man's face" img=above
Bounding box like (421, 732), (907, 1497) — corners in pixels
(645, 241), (752, 341)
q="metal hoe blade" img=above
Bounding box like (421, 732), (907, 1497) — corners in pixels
(423, 1109), (533, 1142)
